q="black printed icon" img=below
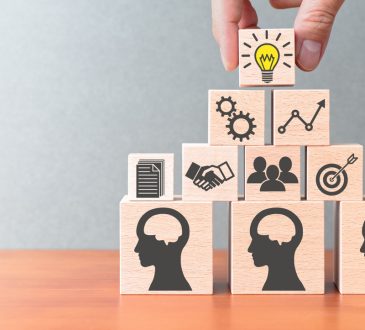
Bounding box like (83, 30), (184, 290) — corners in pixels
(185, 161), (234, 191)
(248, 207), (305, 291)
(136, 159), (165, 198)
(360, 221), (365, 255)
(216, 96), (256, 142)
(278, 99), (326, 134)
(135, 208), (192, 291)
(247, 156), (298, 192)
(316, 154), (358, 196)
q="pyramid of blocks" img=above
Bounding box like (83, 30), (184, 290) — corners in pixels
(120, 29), (364, 295)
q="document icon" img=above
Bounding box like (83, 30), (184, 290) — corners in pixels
(136, 159), (165, 198)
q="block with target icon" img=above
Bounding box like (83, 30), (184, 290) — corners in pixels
(272, 89), (330, 146)
(209, 90), (265, 146)
(239, 28), (295, 87)
(306, 145), (363, 201)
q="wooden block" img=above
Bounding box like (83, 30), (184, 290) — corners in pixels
(245, 146), (301, 201)
(306, 145), (363, 201)
(230, 200), (324, 294)
(335, 200), (365, 294)
(128, 153), (174, 200)
(182, 144), (238, 201)
(239, 29), (295, 87)
(120, 196), (212, 294)
(273, 90), (330, 146)
(208, 90), (265, 146)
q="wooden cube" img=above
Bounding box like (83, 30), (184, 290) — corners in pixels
(306, 145), (363, 201)
(208, 90), (265, 146)
(120, 196), (212, 294)
(239, 29), (295, 87)
(245, 146), (301, 201)
(182, 144), (238, 201)
(335, 200), (365, 294)
(273, 90), (330, 146)
(230, 200), (324, 294)
(128, 153), (174, 200)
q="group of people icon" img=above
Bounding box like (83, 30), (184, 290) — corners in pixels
(247, 156), (298, 192)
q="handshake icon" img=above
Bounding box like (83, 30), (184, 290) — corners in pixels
(185, 161), (235, 191)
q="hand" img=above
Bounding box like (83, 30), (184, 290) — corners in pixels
(193, 165), (225, 191)
(212, 0), (344, 72)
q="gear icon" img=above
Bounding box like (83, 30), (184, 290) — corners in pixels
(226, 111), (256, 141)
(216, 96), (237, 117)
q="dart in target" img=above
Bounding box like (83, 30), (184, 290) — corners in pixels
(316, 154), (358, 196)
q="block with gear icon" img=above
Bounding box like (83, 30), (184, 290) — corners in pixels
(209, 90), (265, 146)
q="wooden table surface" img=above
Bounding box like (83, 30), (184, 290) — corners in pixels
(0, 250), (364, 330)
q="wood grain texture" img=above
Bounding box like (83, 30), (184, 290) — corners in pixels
(272, 90), (330, 146)
(230, 200), (324, 294)
(2, 250), (365, 330)
(306, 145), (363, 201)
(120, 196), (213, 294)
(128, 153), (174, 200)
(182, 144), (238, 201)
(245, 145), (301, 201)
(239, 29), (295, 87)
(208, 90), (265, 146)
(335, 200), (365, 293)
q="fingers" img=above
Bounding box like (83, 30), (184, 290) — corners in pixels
(294, 0), (344, 71)
(212, 0), (258, 71)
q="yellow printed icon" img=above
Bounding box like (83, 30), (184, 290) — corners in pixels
(254, 43), (279, 83)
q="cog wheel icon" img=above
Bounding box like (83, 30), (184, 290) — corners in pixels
(216, 96), (237, 117)
(226, 111), (256, 142)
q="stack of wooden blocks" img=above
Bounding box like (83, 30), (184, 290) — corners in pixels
(120, 29), (365, 295)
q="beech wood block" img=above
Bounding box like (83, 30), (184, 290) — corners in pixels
(335, 200), (365, 294)
(128, 153), (174, 201)
(244, 145), (301, 201)
(230, 200), (324, 294)
(120, 196), (213, 294)
(182, 144), (238, 201)
(239, 28), (295, 87)
(306, 145), (363, 201)
(208, 90), (265, 146)
(272, 89), (330, 146)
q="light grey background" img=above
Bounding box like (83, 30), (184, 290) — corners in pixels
(0, 1), (363, 249)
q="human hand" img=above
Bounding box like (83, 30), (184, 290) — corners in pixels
(212, 0), (344, 72)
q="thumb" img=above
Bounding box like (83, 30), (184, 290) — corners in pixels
(294, 0), (344, 71)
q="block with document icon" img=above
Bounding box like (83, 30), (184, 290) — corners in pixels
(128, 153), (174, 200)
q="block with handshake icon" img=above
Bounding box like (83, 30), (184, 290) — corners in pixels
(182, 144), (238, 201)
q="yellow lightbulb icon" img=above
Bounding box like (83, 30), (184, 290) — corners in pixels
(254, 43), (280, 83)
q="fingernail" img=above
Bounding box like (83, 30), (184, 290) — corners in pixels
(220, 48), (229, 71)
(298, 40), (322, 71)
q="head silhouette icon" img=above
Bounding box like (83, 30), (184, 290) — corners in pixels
(134, 207), (192, 291)
(360, 221), (365, 255)
(247, 156), (267, 183)
(248, 207), (305, 291)
(278, 156), (298, 183)
(260, 165), (285, 192)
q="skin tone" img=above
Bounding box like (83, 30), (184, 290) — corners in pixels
(211, 0), (345, 72)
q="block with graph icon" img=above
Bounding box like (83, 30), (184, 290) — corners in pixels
(239, 28), (295, 87)
(208, 90), (265, 146)
(244, 146), (301, 201)
(230, 200), (324, 294)
(306, 145), (363, 201)
(120, 196), (213, 294)
(182, 144), (238, 201)
(272, 90), (330, 146)
(128, 153), (174, 200)
(335, 200), (365, 293)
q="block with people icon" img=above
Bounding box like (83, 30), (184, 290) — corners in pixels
(244, 146), (301, 201)
(120, 197), (213, 294)
(230, 200), (324, 294)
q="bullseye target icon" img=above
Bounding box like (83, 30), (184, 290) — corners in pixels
(315, 154), (358, 196)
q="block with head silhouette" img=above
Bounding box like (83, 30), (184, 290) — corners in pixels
(230, 200), (324, 294)
(120, 196), (212, 294)
(272, 90), (330, 146)
(245, 146), (301, 201)
(335, 200), (365, 293)
(239, 29), (295, 87)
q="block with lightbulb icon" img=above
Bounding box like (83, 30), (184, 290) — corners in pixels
(239, 29), (295, 86)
